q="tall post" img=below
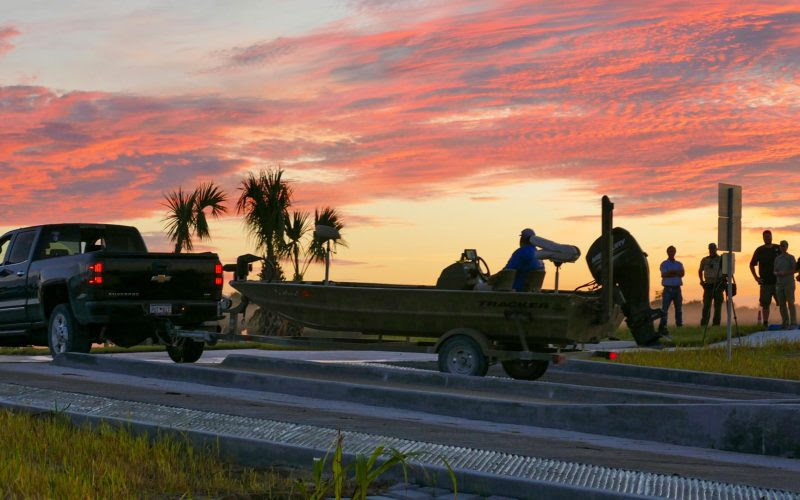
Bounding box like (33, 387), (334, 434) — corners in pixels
(726, 187), (734, 360)
(601, 196), (614, 323)
(324, 240), (331, 286)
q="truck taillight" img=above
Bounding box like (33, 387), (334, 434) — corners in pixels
(89, 262), (104, 285)
(215, 262), (223, 287)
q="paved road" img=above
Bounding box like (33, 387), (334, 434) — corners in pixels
(0, 349), (798, 494)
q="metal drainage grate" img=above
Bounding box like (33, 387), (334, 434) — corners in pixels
(0, 382), (795, 500)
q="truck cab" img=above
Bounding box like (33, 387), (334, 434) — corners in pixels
(0, 224), (223, 362)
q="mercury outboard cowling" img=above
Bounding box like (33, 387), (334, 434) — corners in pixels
(586, 227), (665, 346)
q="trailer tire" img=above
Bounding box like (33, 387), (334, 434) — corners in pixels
(47, 304), (92, 356)
(438, 335), (488, 377)
(167, 339), (205, 363)
(501, 359), (549, 380)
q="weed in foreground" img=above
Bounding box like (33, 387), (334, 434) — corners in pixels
(0, 410), (299, 499)
(306, 432), (458, 500)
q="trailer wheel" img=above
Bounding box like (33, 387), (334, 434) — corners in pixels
(501, 359), (549, 380)
(167, 338), (205, 363)
(438, 335), (488, 376)
(47, 304), (92, 356)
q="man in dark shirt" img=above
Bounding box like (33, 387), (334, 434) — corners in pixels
(749, 230), (781, 327)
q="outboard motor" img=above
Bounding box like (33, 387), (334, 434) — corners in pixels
(586, 227), (665, 346)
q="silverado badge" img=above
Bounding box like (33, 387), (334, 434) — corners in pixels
(151, 274), (172, 283)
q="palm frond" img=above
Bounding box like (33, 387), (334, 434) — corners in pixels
(193, 182), (228, 241)
(283, 210), (311, 280)
(162, 188), (197, 253)
(237, 168), (293, 276)
(307, 206), (347, 264)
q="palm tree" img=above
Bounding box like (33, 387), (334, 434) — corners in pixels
(283, 210), (311, 281)
(163, 183), (228, 253)
(236, 168), (292, 280)
(163, 188), (197, 253)
(194, 182), (228, 243)
(301, 206), (347, 277)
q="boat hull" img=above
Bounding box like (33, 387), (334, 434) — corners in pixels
(230, 280), (622, 346)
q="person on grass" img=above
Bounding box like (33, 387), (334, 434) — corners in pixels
(659, 246), (684, 329)
(774, 240), (797, 329)
(699, 242), (724, 327)
(749, 229), (781, 328)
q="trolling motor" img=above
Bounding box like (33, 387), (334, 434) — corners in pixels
(529, 234), (580, 293)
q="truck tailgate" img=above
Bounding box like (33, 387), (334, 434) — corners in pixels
(93, 252), (220, 301)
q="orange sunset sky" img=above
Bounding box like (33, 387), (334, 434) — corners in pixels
(2, 1), (799, 313)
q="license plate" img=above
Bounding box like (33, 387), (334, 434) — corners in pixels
(149, 304), (172, 315)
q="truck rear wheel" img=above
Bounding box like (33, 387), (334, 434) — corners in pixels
(48, 304), (91, 356)
(501, 359), (549, 380)
(167, 338), (205, 363)
(438, 335), (488, 376)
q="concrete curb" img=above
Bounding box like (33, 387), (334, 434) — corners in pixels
(553, 360), (800, 395)
(54, 354), (800, 457)
(220, 354), (712, 404)
(0, 400), (651, 500)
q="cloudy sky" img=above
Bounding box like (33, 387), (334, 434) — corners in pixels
(2, 1), (799, 309)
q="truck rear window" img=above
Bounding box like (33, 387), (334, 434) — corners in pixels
(38, 226), (147, 259)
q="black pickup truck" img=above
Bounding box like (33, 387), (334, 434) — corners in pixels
(0, 223), (224, 362)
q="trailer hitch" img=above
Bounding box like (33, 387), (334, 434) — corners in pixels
(161, 320), (219, 346)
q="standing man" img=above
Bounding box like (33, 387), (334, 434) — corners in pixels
(659, 246), (685, 329)
(774, 240), (797, 329)
(699, 242), (724, 327)
(749, 230), (781, 328)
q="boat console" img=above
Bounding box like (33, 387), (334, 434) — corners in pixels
(436, 249), (491, 290)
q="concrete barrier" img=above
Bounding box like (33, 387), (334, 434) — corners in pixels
(219, 354), (712, 404)
(552, 360), (800, 395)
(53, 354), (800, 457)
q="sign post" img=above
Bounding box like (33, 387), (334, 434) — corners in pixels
(718, 183), (742, 360)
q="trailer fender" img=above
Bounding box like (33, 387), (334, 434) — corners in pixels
(434, 328), (491, 355)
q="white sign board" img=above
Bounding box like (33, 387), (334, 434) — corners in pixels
(722, 253), (735, 275)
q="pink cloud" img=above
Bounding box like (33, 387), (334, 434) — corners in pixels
(3, 2), (800, 229)
(0, 26), (20, 57)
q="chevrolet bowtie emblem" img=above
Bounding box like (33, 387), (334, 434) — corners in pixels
(151, 274), (172, 283)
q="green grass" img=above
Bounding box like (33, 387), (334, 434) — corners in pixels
(0, 341), (303, 356)
(615, 324), (764, 347)
(613, 340), (800, 380)
(0, 410), (302, 499)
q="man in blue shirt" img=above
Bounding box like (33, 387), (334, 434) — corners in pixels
(504, 228), (545, 292)
(659, 245), (685, 329)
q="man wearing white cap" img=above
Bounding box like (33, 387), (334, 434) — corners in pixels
(503, 228), (545, 292)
